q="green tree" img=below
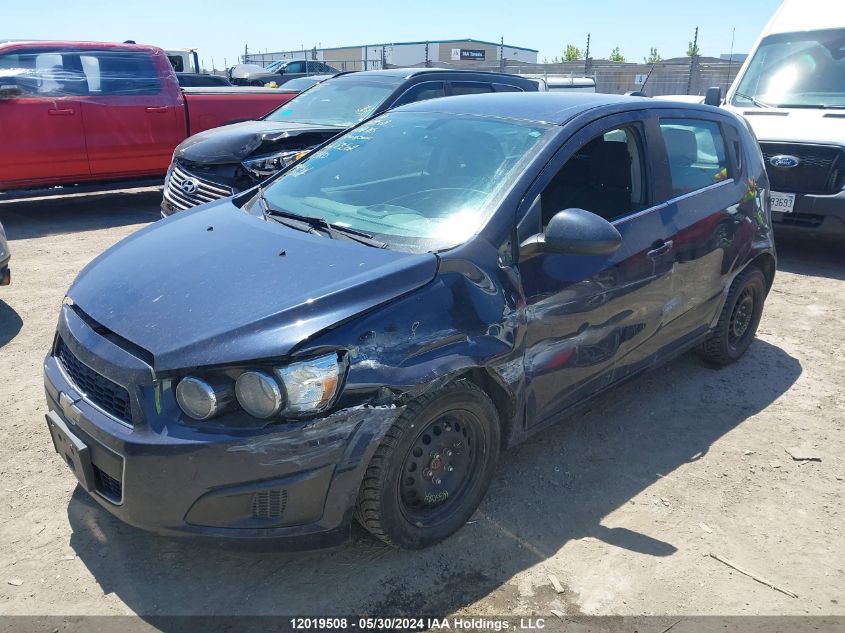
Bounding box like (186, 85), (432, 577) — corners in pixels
(644, 47), (662, 63)
(563, 44), (583, 61)
(687, 41), (701, 57)
(608, 47), (625, 63)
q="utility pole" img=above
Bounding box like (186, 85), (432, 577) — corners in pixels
(686, 26), (699, 95)
(584, 33), (591, 76)
(243, 44), (248, 64)
(500, 36), (505, 71)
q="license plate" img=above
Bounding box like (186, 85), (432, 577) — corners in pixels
(46, 410), (96, 492)
(769, 191), (795, 214)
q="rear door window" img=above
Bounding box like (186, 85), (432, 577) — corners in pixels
(78, 51), (161, 95)
(493, 83), (524, 92)
(659, 119), (730, 197)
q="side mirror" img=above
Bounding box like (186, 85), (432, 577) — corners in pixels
(0, 84), (22, 99)
(704, 86), (722, 106)
(521, 208), (622, 257)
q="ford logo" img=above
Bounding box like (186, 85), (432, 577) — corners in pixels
(180, 178), (199, 195)
(769, 155), (800, 169)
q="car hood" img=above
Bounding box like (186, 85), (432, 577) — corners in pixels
(725, 105), (845, 145)
(67, 202), (438, 372)
(175, 119), (346, 164)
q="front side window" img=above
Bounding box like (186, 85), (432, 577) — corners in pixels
(285, 61), (306, 74)
(540, 125), (647, 226)
(0, 51), (84, 96)
(449, 81), (493, 96)
(732, 28), (845, 108)
(261, 112), (553, 252)
(393, 82), (445, 107)
(659, 118), (729, 197)
(264, 75), (404, 126)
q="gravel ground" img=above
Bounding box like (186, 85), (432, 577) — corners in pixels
(0, 189), (842, 617)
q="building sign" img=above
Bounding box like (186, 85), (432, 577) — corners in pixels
(451, 48), (486, 61)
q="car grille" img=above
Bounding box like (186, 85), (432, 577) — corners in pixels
(163, 163), (234, 211)
(93, 465), (123, 503)
(56, 338), (133, 425)
(760, 142), (844, 195)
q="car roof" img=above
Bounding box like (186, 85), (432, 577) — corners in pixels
(393, 92), (724, 125)
(352, 67), (535, 80)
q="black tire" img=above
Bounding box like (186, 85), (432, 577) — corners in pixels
(698, 267), (767, 365)
(354, 380), (500, 549)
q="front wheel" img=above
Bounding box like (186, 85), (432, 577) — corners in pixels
(354, 380), (500, 549)
(698, 267), (767, 365)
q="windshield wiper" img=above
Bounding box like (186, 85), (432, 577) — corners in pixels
(258, 190), (388, 249)
(734, 91), (774, 108)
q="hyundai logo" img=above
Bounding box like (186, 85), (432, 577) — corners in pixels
(769, 155), (800, 169)
(180, 178), (199, 195)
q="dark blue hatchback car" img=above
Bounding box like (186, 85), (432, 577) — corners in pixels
(44, 93), (775, 549)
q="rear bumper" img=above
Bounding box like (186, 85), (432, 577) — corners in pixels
(42, 310), (401, 547)
(0, 257), (9, 286)
(772, 189), (845, 236)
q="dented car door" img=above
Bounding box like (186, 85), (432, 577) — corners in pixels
(517, 111), (675, 426)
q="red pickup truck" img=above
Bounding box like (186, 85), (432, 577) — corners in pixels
(0, 41), (296, 195)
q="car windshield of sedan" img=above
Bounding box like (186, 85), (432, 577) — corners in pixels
(260, 112), (553, 252)
(264, 75), (405, 127)
(732, 28), (845, 108)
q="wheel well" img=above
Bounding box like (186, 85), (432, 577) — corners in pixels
(749, 252), (776, 292)
(458, 368), (515, 449)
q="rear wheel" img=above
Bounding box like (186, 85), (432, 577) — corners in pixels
(699, 267), (767, 365)
(354, 380), (500, 549)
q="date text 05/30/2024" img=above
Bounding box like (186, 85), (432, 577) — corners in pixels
(289, 618), (548, 631)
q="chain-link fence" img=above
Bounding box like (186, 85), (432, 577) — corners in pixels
(239, 55), (742, 96)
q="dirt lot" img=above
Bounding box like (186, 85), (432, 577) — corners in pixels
(0, 189), (842, 617)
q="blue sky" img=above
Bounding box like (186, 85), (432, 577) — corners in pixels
(7, 0), (784, 69)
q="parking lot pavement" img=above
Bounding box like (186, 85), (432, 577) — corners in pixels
(0, 191), (842, 617)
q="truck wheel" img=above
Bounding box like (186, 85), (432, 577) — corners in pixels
(699, 267), (767, 365)
(354, 380), (500, 549)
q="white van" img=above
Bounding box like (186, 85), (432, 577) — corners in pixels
(523, 75), (596, 93)
(724, 0), (845, 235)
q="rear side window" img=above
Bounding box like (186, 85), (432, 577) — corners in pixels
(449, 81), (493, 96)
(79, 51), (161, 95)
(493, 83), (523, 92)
(659, 119), (730, 197)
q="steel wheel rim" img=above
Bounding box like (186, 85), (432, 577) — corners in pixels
(398, 410), (484, 528)
(728, 287), (755, 349)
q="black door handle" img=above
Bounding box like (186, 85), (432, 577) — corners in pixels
(647, 240), (673, 258)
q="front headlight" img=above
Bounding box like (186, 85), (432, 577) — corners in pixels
(242, 149), (310, 178)
(175, 352), (342, 422)
(176, 376), (235, 420)
(275, 353), (341, 413)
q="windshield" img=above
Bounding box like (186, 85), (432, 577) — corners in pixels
(732, 28), (845, 108)
(264, 76), (403, 126)
(260, 112), (553, 252)
(265, 60), (285, 72)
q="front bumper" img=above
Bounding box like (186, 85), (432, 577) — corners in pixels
(43, 306), (401, 547)
(772, 189), (845, 236)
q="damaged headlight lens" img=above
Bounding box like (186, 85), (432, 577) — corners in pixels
(242, 149), (310, 178)
(175, 353), (343, 422)
(275, 353), (341, 414)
